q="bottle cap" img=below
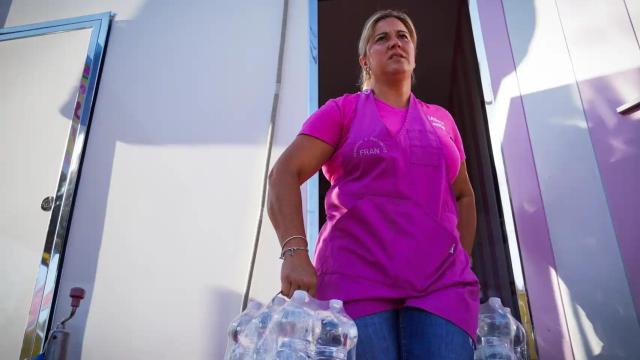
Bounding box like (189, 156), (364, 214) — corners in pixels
(247, 301), (263, 312)
(292, 290), (308, 303)
(272, 296), (287, 307)
(488, 297), (503, 308)
(329, 299), (343, 310)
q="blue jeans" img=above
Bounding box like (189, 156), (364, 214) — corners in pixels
(351, 307), (474, 360)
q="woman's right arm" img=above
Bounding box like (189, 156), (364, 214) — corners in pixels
(267, 134), (335, 298)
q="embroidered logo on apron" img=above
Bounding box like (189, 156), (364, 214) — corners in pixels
(428, 115), (446, 130)
(353, 136), (388, 158)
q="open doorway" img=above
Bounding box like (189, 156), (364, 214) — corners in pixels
(317, 0), (525, 322)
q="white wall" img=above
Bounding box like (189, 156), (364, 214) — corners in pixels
(5, 1), (309, 359)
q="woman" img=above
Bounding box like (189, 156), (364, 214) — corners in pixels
(267, 9), (479, 359)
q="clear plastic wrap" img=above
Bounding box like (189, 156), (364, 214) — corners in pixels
(224, 291), (358, 360)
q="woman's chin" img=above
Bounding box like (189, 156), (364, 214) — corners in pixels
(381, 68), (412, 81)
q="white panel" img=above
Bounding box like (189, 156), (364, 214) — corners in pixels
(503, 0), (576, 94)
(1, 0), (308, 359)
(4, 1), (144, 24)
(0, 29), (92, 359)
(78, 143), (265, 359)
(250, 0), (310, 305)
(625, 0), (640, 44)
(502, 0), (640, 358)
(557, 0), (640, 80)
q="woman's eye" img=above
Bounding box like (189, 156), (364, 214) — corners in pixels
(399, 33), (408, 39)
(375, 36), (385, 42)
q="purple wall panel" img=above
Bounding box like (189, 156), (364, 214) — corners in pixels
(477, 1), (573, 358)
(578, 68), (640, 316)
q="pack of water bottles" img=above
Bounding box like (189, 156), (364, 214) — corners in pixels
(225, 290), (358, 360)
(474, 297), (528, 360)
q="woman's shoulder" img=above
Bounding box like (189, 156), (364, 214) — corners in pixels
(327, 92), (361, 112)
(416, 99), (458, 130)
(416, 99), (452, 117)
(321, 92), (361, 123)
(300, 92), (362, 147)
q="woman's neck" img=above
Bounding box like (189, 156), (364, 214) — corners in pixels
(371, 79), (411, 108)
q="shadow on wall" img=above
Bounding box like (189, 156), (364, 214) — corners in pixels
(519, 82), (639, 358)
(210, 287), (244, 357)
(578, 68), (640, 320)
(48, 0), (286, 358)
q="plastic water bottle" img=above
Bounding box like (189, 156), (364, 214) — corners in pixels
(474, 337), (517, 360)
(475, 297), (527, 360)
(332, 300), (358, 353)
(250, 295), (288, 359)
(477, 298), (515, 342)
(313, 299), (358, 360)
(272, 290), (314, 359)
(510, 311), (527, 360)
(225, 301), (263, 360)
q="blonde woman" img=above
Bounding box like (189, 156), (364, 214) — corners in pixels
(268, 10), (479, 359)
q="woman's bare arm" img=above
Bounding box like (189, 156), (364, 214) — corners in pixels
(452, 161), (476, 256)
(267, 134), (334, 297)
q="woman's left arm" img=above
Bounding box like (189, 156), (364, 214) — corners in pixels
(453, 161), (476, 256)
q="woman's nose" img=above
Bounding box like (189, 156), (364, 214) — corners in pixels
(387, 36), (401, 49)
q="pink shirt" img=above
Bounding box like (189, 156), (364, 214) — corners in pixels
(300, 93), (466, 182)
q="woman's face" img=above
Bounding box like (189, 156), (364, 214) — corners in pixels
(362, 17), (416, 84)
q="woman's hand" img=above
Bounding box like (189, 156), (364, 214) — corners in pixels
(280, 251), (317, 298)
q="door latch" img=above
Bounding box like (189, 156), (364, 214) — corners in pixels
(41, 196), (54, 211)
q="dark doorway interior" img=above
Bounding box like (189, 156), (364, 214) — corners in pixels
(0, 0), (12, 28)
(318, 0), (524, 322)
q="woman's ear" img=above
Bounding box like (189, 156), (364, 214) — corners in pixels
(359, 55), (367, 69)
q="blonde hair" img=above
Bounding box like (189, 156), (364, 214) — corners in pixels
(358, 10), (417, 90)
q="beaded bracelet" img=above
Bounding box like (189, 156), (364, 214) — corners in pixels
(281, 235), (307, 249)
(279, 247), (308, 260)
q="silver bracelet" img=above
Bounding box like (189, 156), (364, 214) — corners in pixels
(281, 235), (307, 249)
(279, 247), (308, 260)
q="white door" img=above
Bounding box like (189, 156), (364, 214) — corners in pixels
(0, 27), (92, 358)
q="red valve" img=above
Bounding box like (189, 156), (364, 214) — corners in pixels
(69, 287), (86, 308)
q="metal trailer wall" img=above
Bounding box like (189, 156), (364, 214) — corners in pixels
(477, 0), (640, 359)
(2, 0), (308, 359)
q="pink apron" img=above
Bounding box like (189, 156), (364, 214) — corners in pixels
(314, 90), (480, 338)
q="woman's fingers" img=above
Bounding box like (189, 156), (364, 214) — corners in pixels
(294, 282), (316, 298)
(282, 279), (309, 298)
(281, 280), (317, 298)
(281, 280), (292, 298)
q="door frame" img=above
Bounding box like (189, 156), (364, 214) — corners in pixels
(306, 0), (538, 357)
(0, 12), (111, 358)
